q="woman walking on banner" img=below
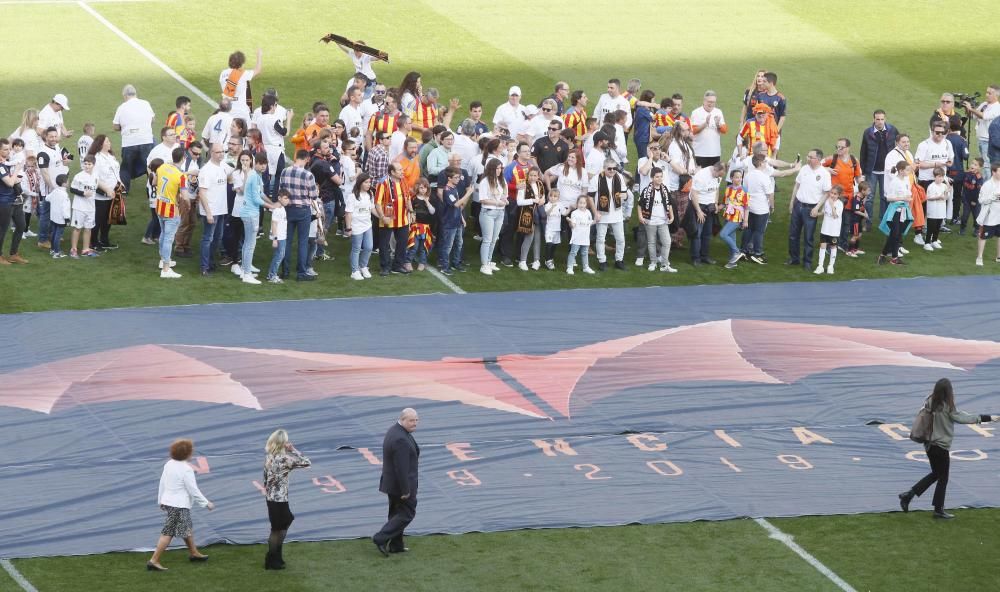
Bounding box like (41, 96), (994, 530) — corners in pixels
(898, 378), (997, 519)
(147, 439), (214, 571)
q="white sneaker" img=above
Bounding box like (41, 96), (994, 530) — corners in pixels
(975, 257), (984, 266)
(249, 264), (261, 273)
(480, 265), (493, 275)
(490, 262), (499, 271)
(923, 244), (934, 252)
(932, 240), (943, 250)
(661, 264), (678, 273)
(305, 267), (318, 277)
(518, 261), (529, 271)
(160, 269), (182, 279)
(647, 262), (656, 271)
(360, 267), (372, 278)
(231, 263), (243, 275)
(350, 270), (364, 280)
(545, 260), (555, 270)
(566, 267), (574, 275)
(242, 274), (261, 284)
(582, 267), (596, 274)
(635, 257), (644, 266)
(914, 234), (925, 245)
(24, 229), (37, 238)
(158, 260), (177, 269)
(826, 266), (835, 275)
(898, 246), (909, 255)
(531, 261), (541, 271)
(814, 266), (824, 275)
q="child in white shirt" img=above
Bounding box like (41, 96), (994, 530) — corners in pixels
(543, 189), (568, 270)
(567, 196), (595, 274)
(70, 155), (99, 258)
(45, 173), (72, 258)
(811, 185), (845, 274)
(924, 167), (950, 250)
(266, 190), (290, 283)
(77, 123), (95, 160)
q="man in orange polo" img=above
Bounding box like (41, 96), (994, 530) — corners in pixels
(822, 138), (863, 249)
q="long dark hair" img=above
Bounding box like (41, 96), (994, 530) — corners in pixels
(87, 134), (113, 158)
(481, 138), (501, 166)
(484, 159), (503, 192)
(353, 172), (371, 199)
(399, 71), (421, 99)
(928, 378), (955, 412)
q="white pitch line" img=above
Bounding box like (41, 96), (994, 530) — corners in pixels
(1, 559), (38, 592)
(754, 518), (857, 592)
(426, 266), (466, 294)
(75, 1), (218, 108)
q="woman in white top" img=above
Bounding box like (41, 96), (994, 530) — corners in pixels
(86, 135), (122, 250)
(545, 150), (588, 209)
(345, 172), (375, 279)
(879, 162), (914, 264)
(975, 163), (1000, 266)
(477, 159), (508, 274)
(147, 439), (214, 571)
(398, 71), (421, 117)
(9, 109), (41, 156)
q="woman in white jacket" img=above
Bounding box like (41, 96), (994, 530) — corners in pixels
(974, 163), (1000, 266)
(147, 439), (215, 571)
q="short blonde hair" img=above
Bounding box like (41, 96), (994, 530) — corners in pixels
(266, 429), (288, 456)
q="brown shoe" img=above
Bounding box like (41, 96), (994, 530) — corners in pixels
(0, 256), (10, 265)
(37, 241), (52, 250)
(7, 253), (28, 264)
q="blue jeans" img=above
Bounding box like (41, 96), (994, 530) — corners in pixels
(158, 215), (180, 263)
(268, 239), (286, 278)
(407, 231), (430, 265)
(241, 216), (260, 272)
(283, 205), (312, 277)
(567, 244), (590, 269)
(980, 139), (990, 167)
(690, 208), (715, 262)
(37, 198), (51, 243)
(50, 223), (65, 254)
(317, 201), (335, 258)
(120, 143), (152, 193)
(438, 225), (463, 270)
(788, 200), (817, 266)
(350, 228), (373, 272)
(199, 213), (226, 272)
(867, 172), (885, 230)
(719, 220), (742, 257)
(741, 212), (769, 255)
(479, 208), (504, 265)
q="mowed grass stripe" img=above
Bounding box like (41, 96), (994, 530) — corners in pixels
(13, 520), (844, 592)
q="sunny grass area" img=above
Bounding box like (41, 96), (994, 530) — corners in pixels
(2, 0), (999, 312)
(3, 1), (1000, 590)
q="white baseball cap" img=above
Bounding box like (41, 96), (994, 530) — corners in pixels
(508, 86), (521, 97)
(524, 104), (538, 116)
(53, 94), (70, 110)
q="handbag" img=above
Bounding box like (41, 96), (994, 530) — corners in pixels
(909, 397), (934, 444)
(108, 182), (128, 225)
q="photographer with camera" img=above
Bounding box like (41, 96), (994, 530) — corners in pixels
(930, 94), (964, 137)
(962, 85), (1000, 168)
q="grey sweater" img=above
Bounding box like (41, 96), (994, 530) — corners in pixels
(927, 409), (991, 450)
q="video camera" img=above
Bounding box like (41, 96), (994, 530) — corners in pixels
(953, 91), (982, 107)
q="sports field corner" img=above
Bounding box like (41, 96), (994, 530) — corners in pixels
(3, 1), (1000, 591)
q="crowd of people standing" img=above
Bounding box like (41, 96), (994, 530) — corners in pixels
(4, 47), (1000, 282)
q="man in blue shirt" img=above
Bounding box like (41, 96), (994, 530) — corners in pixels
(437, 167), (470, 274)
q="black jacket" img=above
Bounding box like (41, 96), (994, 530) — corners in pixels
(379, 422), (420, 497)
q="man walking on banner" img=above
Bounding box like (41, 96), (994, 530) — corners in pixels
(373, 408), (420, 557)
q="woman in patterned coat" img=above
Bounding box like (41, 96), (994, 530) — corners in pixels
(263, 429), (311, 570)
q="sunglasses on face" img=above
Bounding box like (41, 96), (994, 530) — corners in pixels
(542, 108), (552, 112)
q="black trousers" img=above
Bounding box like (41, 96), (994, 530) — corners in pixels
(911, 444), (950, 510)
(373, 494), (416, 551)
(881, 211), (904, 257)
(379, 226), (408, 271)
(926, 218), (943, 244)
(91, 199), (111, 248)
(497, 203), (517, 261)
(0, 203), (25, 256)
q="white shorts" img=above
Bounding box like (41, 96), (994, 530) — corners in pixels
(545, 230), (561, 244)
(71, 209), (95, 229)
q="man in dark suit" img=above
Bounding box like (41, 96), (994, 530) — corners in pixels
(859, 109), (898, 230)
(373, 408), (420, 556)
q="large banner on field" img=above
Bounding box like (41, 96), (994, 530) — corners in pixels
(2, 277), (1000, 558)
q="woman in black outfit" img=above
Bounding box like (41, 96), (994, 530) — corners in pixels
(898, 378), (997, 519)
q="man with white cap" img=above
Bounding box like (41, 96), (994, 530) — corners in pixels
(38, 94), (73, 139)
(493, 86), (527, 135)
